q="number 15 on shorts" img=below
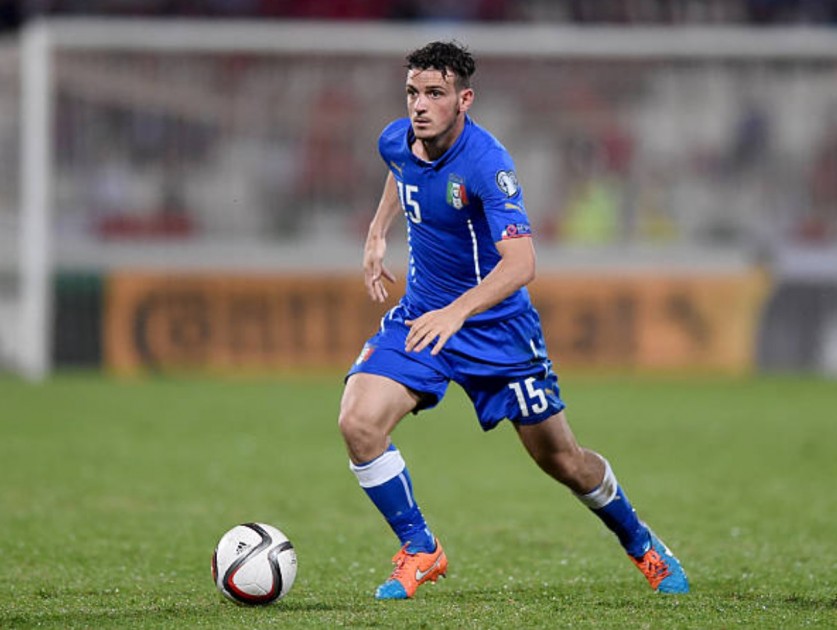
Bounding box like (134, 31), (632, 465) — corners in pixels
(508, 377), (548, 418)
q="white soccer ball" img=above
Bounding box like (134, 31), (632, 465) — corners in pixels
(212, 522), (298, 605)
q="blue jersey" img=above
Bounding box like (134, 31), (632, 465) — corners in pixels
(379, 116), (534, 324)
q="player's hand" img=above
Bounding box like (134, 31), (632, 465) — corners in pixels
(363, 236), (396, 303)
(369, 263), (396, 303)
(405, 306), (467, 355)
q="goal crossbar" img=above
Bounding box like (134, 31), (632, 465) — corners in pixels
(31, 18), (837, 58)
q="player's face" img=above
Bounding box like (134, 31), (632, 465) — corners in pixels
(406, 68), (473, 148)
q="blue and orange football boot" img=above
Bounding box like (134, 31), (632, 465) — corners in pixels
(375, 539), (447, 600)
(630, 530), (690, 594)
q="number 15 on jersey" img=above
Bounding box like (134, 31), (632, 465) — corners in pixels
(397, 181), (422, 224)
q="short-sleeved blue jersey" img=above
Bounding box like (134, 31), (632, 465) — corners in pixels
(379, 115), (534, 324)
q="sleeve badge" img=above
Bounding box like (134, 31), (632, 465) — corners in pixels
(495, 170), (520, 197)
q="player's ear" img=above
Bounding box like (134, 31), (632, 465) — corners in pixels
(458, 88), (474, 113)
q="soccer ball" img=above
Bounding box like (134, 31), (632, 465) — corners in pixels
(212, 522), (298, 605)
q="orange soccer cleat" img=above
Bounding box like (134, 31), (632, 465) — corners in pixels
(629, 531), (689, 594)
(374, 539), (448, 599)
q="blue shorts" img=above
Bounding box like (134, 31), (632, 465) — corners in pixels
(346, 303), (565, 431)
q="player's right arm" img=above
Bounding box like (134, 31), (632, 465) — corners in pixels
(364, 172), (400, 303)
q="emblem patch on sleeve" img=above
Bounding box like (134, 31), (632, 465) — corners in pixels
(501, 223), (532, 239)
(496, 170), (520, 197)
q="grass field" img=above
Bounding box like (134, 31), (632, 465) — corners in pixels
(1, 372), (835, 628)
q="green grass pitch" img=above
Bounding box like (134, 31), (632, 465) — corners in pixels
(1, 372), (835, 628)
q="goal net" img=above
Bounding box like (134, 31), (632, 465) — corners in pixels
(3, 19), (837, 378)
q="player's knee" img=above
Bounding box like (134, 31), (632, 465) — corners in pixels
(337, 403), (382, 452)
(337, 404), (364, 442)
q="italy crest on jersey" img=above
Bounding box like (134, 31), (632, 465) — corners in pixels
(446, 174), (468, 209)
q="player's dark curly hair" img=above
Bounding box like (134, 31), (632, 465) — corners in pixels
(405, 41), (476, 89)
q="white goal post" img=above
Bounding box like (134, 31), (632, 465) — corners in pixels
(19, 23), (53, 382)
(9, 18), (837, 380)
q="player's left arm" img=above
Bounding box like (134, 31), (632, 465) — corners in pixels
(405, 236), (535, 355)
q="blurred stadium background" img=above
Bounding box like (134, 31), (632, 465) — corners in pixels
(1, 0), (837, 380)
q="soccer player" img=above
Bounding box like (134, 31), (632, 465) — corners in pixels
(338, 41), (689, 600)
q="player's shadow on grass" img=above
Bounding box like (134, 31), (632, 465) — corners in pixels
(442, 585), (837, 613)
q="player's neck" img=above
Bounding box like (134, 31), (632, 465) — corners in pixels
(413, 117), (465, 161)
